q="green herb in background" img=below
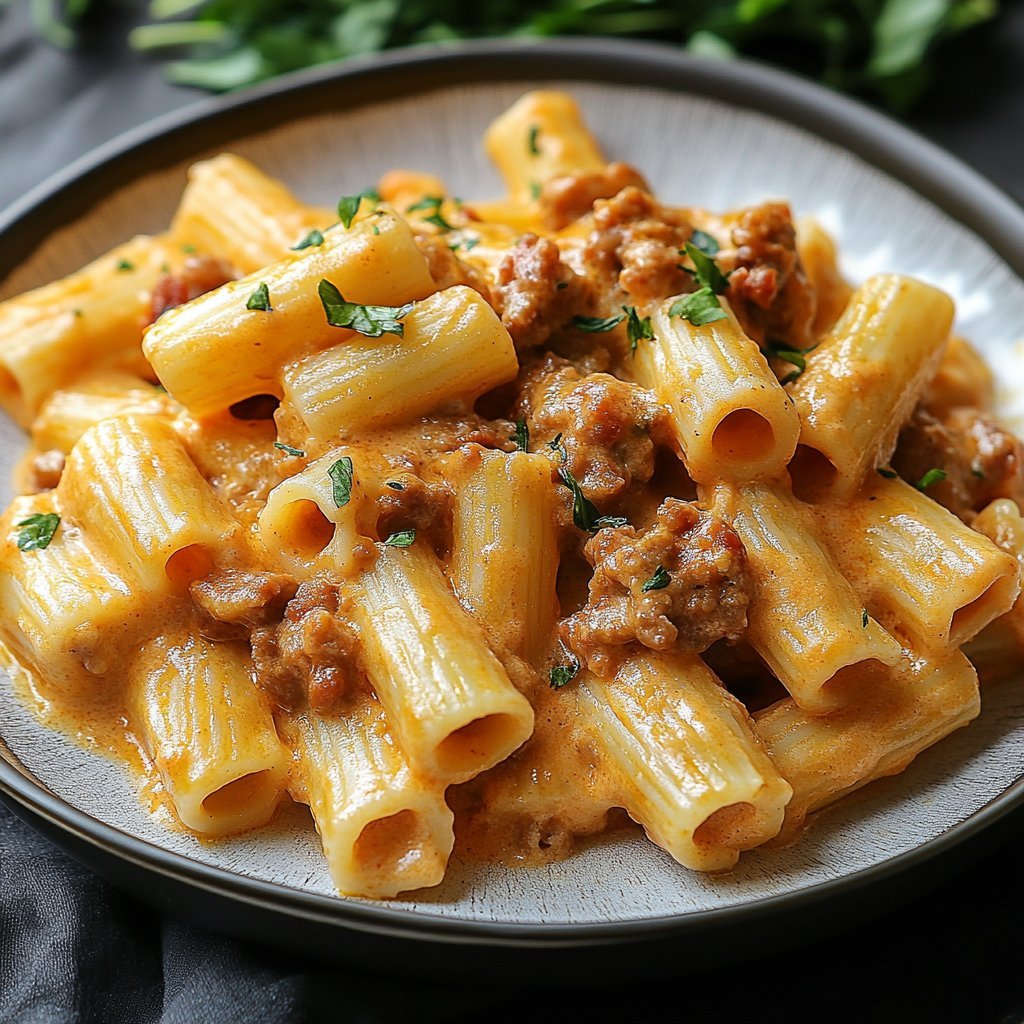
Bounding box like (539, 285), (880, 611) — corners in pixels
(25, 0), (998, 112)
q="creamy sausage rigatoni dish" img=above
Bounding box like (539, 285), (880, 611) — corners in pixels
(1, 91), (1022, 899)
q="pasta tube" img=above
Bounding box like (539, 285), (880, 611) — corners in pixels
(817, 475), (1021, 650)
(283, 701), (454, 898)
(171, 153), (334, 273)
(755, 651), (980, 837)
(58, 415), (242, 591)
(788, 274), (954, 499)
(130, 631), (288, 836)
(633, 297), (800, 483)
(972, 498), (1024, 645)
(352, 543), (534, 784)
(795, 216), (853, 338)
(283, 285), (519, 441)
(723, 480), (902, 713)
(143, 207), (435, 417)
(576, 652), (791, 872)
(443, 447), (560, 664)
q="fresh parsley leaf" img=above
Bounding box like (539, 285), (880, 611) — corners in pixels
(328, 456), (354, 508)
(669, 287), (728, 326)
(766, 345), (807, 384)
(862, 608), (869, 628)
(915, 468), (948, 491)
(682, 241), (730, 294)
(877, 467), (898, 479)
(623, 306), (653, 353)
(688, 230), (720, 256)
(512, 419), (530, 452)
(971, 459), (987, 480)
(115, 258), (135, 272)
(449, 235), (480, 253)
(384, 529), (416, 548)
(245, 281), (272, 312)
(405, 195), (455, 232)
(641, 565), (670, 593)
(574, 313), (626, 333)
(337, 190), (377, 229)
(15, 513), (60, 551)
(527, 124), (541, 156)
(528, 180), (541, 201)
(318, 280), (413, 337)
(274, 442), (305, 457)
(291, 228), (324, 250)
(550, 654), (579, 690)
(181, 243), (197, 254)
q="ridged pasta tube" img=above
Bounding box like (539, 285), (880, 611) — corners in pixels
(634, 297), (801, 483)
(788, 274), (954, 500)
(144, 208), (435, 417)
(0, 235), (172, 426)
(721, 480), (903, 714)
(755, 650), (980, 838)
(283, 285), (519, 441)
(129, 631), (288, 836)
(352, 543), (535, 784)
(816, 475), (1021, 650)
(576, 651), (792, 872)
(443, 447), (560, 664)
(283, 702), (455, 898)
(972, 498), (1024, 645)
(58, 415), (242, 592)
(171, 154), (334, 274)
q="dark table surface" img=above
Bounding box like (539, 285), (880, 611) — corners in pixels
(2, 3), (1024, 1022)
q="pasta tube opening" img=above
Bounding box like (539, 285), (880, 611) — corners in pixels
(950, 575), (1022, 647)
(711, 410), (776, 470)
(435, 713), (527, 779)
(165, 543), (216, 591)
(352, 808), (439, 879)
(788, 443), (839, 502)
(201, 769), (277, 820)
(271, 498), (335, 563)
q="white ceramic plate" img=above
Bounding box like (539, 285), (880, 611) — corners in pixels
(1, 41), (1023, 953)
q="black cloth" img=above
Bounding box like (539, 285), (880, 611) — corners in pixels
(2, 3), (1024, 1021)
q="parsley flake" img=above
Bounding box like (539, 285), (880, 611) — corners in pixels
(274, 442), (305, 457)
(384, 529), (416, 548)
(385, 480), (405, 491)
(337, 189), (378, 229)
(550, 654), (579, 690)
(574, 313), (625, 333)
(115, 258), (135, 272)
(406, 195), (455, 232)
(449, 235), (480, 253)
(669, 287), (728, 327)
(623, 306), (653, 353)
(549, 434), (625, 532)
(318, 280), (413, 338)
(327, 456), (354, 508)
(245, 282), (272, 312)
(512, 419), (530, 452)
(915, 468), (948, 491)
(527, 124), (541, 156)
(641, 565), (670, 593)
(876, 467), (898, 479)
(291, 228), (324, 251)
(15, 513), (60, 551)
(528, 180), (541, 201)
(862, 608), (869, 628)
(971, 460), (987, 480)
(682, 241), (730, 294)
(688, 230), (720, 257)
(181, 244), (197, 254)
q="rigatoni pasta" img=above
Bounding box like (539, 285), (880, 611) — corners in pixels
(1, 89), (1021, 901)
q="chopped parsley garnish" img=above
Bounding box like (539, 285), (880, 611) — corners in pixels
(550, 654), (579, 690)
(327, 456), (354, 508)
(623, 306), (653, 353)
(549, 433), (626, 532)
(688, 230), (720, 256)
(669, 287), (728, 326)
(512, 419), (530, 452)
(528, 180), (541, 201)
(877, 467), (898, 479)
(245, 282), (272, 312)
(15, 513), (60, 551)
(115, 258), (135, 272)
(971, 460), (987, 480)
(861, 608), (869, 628)
(449, 235), (480, 253)
(406, 195), (455, 232)
(181, 243), (197, 254)
(318, 280), (414, 337)
(291, 228), (324, 251)
(527, 124), (541, 156)
(681, 241), (730, 294)
(384, 529), (416, 548)
(915, 468), (948, 491)
(573, 313), (625, 333)
(274, 442), (305, 457)
(766, 344), (807, 384)
(337, 189), (379, 228)
(641, 565), (670, 593)
(385, 480), (405, 491)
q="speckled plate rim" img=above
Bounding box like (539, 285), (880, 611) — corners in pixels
(1, 38), (1023, 950)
